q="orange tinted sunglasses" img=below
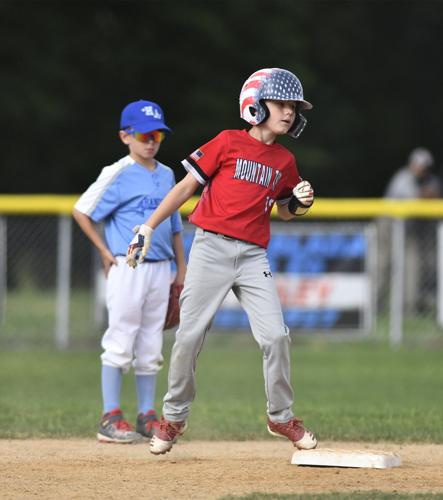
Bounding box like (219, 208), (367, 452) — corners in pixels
(127, 129), (165, 143)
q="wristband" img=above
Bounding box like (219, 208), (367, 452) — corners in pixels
(288, 195), (311, 216)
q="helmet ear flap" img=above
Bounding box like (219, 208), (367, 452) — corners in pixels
(242, 101), (269, 126)
(242, 105), (256, 124)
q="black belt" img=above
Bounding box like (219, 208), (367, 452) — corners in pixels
(203, 229), (251, 244)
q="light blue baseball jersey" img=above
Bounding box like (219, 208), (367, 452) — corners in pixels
(75, 155), (183, 261)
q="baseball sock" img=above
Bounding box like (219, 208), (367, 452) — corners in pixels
(101, 365), (122, 414)
(135, 374), (156, 414)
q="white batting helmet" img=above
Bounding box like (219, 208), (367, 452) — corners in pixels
(239, 68), (313, 138)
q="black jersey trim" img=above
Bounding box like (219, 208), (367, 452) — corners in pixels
(182, 157), (209, 184)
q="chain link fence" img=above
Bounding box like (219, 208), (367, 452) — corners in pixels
(0, 215), (97, 349)
(0, 199), (442, 349)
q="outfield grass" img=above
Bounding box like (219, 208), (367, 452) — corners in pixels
(0, 332), (442, 442)
(0, 288), (101, 349)
(2, 287), (443, 350)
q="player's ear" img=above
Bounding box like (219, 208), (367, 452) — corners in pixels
(119, 130), (131, 145)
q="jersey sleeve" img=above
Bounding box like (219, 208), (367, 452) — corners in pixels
(74, 167), (121, 223)
(181, 130), (228, 184)
(275, 156), (302, 205)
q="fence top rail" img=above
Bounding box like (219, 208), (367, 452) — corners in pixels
(1, 195), (443, 218)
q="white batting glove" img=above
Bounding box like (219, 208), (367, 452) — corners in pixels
(293, 180), (314, 207)
(125, 224), (153, 268)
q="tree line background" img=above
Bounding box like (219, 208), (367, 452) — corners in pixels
(2, 0), (442, 197)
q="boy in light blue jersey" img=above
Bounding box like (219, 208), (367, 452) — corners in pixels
(73, 100), (186, 443)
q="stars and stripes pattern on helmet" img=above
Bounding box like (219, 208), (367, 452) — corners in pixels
(239, 68), (312, 129)
(240, 69), (274, 125)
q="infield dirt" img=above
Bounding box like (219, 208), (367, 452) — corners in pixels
(1, 440), (442, 499)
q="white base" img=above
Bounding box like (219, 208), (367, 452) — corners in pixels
(291, 448), (402, 469)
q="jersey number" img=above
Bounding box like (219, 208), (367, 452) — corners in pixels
(265, 196), (274, 213)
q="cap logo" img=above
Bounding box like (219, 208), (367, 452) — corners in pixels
(141, 105), (162, 119)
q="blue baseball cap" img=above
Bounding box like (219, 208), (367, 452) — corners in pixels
(120, 100), (171, 133)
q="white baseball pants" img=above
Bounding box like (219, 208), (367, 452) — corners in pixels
(163, 228), (294, 423)
(101, 256), (170, 375)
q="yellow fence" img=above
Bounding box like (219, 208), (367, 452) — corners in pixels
(1, 194), (442, 347)
(1, 195), (443, 218)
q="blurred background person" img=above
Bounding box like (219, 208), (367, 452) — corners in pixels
(381, 147), (441, 314)
(384, 147), (440, 199)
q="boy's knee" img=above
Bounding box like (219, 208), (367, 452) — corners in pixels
(101, 352), (132, 373)
(260, 325), (291, 350)
(133, 355), (164, 374)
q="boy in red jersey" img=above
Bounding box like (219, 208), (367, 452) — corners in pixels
(126, 68), (317, 455)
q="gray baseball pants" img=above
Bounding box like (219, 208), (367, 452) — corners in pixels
(163, 227), (295, 423)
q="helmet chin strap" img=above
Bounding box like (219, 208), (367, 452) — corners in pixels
(288, 113), (307, 139)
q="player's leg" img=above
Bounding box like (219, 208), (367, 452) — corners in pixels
(233, 244), (294, 419)
(151, 229), (233, 454)
(164, 229), (235, 419)
(233, 243), (317, 449)
(133, 261), (170, 439)
(98, 257), (147, 443)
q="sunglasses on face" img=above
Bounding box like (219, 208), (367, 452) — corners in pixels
(126, 129), (165, 143)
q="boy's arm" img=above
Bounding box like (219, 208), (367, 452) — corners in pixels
(127, 173), (200, 267)
(172, 232), (186, 286)
(72, 208), (117, 277)
(149, 173), (200, 229)
(277, 203), (297, 220)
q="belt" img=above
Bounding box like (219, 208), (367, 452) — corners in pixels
(203, 229), (251, 244)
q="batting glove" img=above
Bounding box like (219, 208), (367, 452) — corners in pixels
(126, 224), (153, 268)
(288, 180), (314, 215)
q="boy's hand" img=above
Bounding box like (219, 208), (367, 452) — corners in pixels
(293, 180), (314, 206)
(100, 248), (118, 277)
(126, 224), (154, 268)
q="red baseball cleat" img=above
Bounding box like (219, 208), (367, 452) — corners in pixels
(150, 416), (187, 455)
(136, 410), (160, 439)
(97, 408), (141, 444)
(267, 417), (317, 449)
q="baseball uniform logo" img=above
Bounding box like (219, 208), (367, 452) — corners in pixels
(141, 105), (162, 119)
(234, 158), (282, 190)
(136, 197), (163, 215)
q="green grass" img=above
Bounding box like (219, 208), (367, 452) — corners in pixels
(0, 332), (442, 442)
(2, 287), (443, 351)
(1, 288), (102, 349)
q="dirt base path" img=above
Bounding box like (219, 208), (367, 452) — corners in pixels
(1, 440), (442, 499)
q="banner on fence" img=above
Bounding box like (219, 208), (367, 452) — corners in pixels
(182, 223), (374, 334)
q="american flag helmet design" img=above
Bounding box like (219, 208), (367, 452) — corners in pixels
(239, 68), (312, 138)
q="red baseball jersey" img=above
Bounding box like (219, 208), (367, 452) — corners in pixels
(182, 129), (301, 248)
